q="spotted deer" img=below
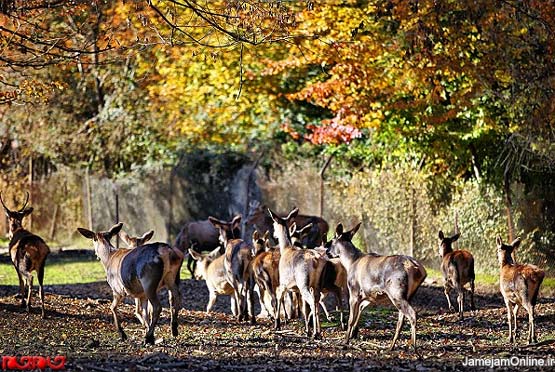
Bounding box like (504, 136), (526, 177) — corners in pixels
(1, 192), (50, 318)
(497, 236), (545, 344)
(77, 223), (183, 344)
(268, 207), (328, 339)
(438, 230), (476, 319)
(328, 223), (427, 351)
(209, 215), (256, 324)
(189, 246), (238, 316)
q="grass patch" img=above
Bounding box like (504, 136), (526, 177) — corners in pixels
(426, 268), (555, 289)
(0, 253), (192, 286)
(0, 255), (106, 286)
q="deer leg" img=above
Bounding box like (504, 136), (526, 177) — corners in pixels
(390, 311), (405, 351)
(505, 301), (515, 343)
(110, 294), (127, 341)
(206, 289), (218, 314)
(145, 294), (161, 345)
(456, 286), (465, 320)
(312, 288), (322, 339)
(187, 256), (196, 278)
(512, 303), (519, 340)
(37, 265), (46, 318)
(319, 293), (332, 322)
(167, 281), (181, 337)
(346, 295), (362, 343)
(523, 302), (536, 344)
(135, 298), (147, 327)
(248, 279), (256, 325)
(469, 279), (476, 312)
(274, 285), (286, 330)
(25, 275), (33, 313)
(392, 299), (417, 351)
(443, 284), (454, 312)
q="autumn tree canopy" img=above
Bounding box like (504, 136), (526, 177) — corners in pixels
(0, 0), (553, 184)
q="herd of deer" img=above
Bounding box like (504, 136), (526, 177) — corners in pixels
(1, 193), (546, 349)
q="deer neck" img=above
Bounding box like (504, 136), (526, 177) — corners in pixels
(274, 224), (292, 253)
(441, 245), (453, 257)
(337, 242), (361, 272)
(96, 242), (118, 269)
(499, 252), (515, 268)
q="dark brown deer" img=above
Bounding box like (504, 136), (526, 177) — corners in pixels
(77, 223), (183, 344)
(438, 230), (476, 319)
(497, 236), (545, 344)
(118, 229), (158, 327)
(1, 192), (50, 318)
(269, 207), (328, 339)
(328, 223), (427, 351)
(189, 246), (238, 316)
(247, 201), (329, 248)
(209, 215), (256, 324)
(174, 218), (240, 276)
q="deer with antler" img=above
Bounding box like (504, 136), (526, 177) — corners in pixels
(1, 192), (50, 318)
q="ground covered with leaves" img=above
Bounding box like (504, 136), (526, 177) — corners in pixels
(0, 270), (554, 371)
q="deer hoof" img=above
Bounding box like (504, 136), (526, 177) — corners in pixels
(119, 331), (128, 341)
(172, 322), (179, 337)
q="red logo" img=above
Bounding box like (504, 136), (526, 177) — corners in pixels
(1, 356), (66, 370)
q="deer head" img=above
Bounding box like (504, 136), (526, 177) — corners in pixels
(1, 192), (32, 238)
(438, 230), (460, 257)
(208, 215), (242, 248)
(77, 223), (124, 264)
(119, 230), (154, 249)
(496, 235), (521, 266)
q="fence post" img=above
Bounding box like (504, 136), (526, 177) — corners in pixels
(319, 154), (334, 218)
(85, 167), (93, 230)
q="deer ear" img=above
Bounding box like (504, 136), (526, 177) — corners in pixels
(511, 237), (521, 249)
(77, 227), (95, 240)
(335, 223), (344, 237)
(231, 214), (242, 229)
(119, 231), (132, 246)
(22, 207), (33, 216)
(299, 223), (313, 236)
(496, 235), (503, 246)
(188, 248), (202, 261)
(438, 230), (445, 240)
(289, 222), (297, 236)
(263, 230), (270, 240)
(451, 232), (460, 242)
(350, 222), (361, 238)
(252, 230), (260, 241)
(286, 207), (299, 222)
(208, 216), (222, 228)
(108, 222), (124, 238)
(141, 230), (154, 243)
(268, 208), (282, 224)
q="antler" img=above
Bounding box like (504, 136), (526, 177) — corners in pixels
(0, 192), (9, 212)
(18, 191), (29, 212)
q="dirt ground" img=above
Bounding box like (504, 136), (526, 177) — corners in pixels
(0, 270), (554, 371)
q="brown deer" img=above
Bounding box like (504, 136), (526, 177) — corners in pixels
(174, 218), (241, 276)
(77, 223), (183, 344)
(120, 230), (154, 249)
(328, 223), (427, 351)
(209, 215), (256, 324)
(497, 236), (545, 344)
(247, 200), (329, 248)
(118, 229), (159, 328)
(251, 230), (280, 318)
(268, 207), (328, 339)
(438, 230), (476, 319)
(1, 192), (50, 318)
(189, 246), (238, 316)
(290, 223), (346, 328)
